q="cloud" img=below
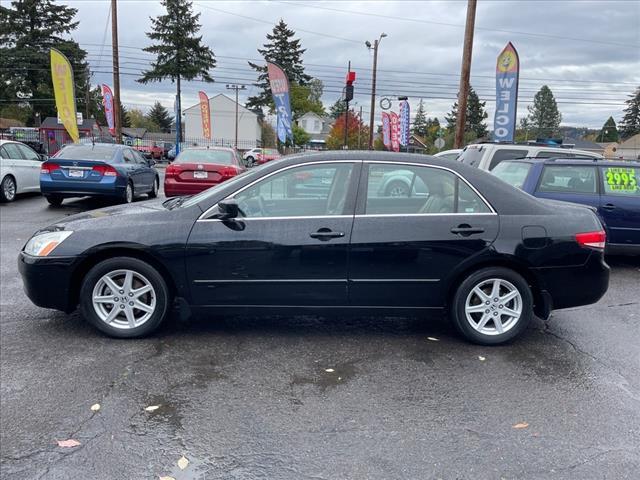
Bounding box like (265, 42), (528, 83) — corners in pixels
(68, 0), (639, 128)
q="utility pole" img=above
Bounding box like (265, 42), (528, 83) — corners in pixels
(111, 0), (122, 144)
(454, 0), (477, 149)
(226, 84), (246, 149)
(366, 33), (387, 149)
(85, 65), (91, 119)
(358, 105), (363, 149)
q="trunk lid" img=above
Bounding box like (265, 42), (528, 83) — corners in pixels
(42, 158), (118, 182)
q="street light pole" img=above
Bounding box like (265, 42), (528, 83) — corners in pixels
(226, 84), (246, 149)
(366, 33), (386, 150)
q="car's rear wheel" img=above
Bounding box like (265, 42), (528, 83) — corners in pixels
(45, 195), (64, 206)
(148, 177), (159, 198)
(122, 182), (134, 203)
(1, 175), (16, 202)
(451, 267), (532, 345)
(79, 257), (170, 338)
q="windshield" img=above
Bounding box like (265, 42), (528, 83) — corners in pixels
(491, 161), (532, 189)
(177, 163), (269, 209)
(53, 145), (117, 161)
(175, 149), (234, 165)
(458, 146), (485, 167)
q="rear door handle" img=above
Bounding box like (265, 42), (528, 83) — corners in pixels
(310, 228), (345, 241)
(601, 203), (616, 211)
(451, 224), (485, 236)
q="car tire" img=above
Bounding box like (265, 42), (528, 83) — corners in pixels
(148, 176), (159, 198)
(79, 257), (170, 338)
(1, 175), (16, 202)
(123, 182), (134, 204)
(385, 180), (409, 197)
(45, 195), (64, 206)
(450, 267), (533, 345)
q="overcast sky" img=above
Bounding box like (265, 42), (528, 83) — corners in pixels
(68, 0), (640, 130)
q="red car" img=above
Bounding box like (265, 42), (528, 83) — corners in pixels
(134, 143), (163, 160)
(164, 147), (245, 197)
(256, 148), (282, 165)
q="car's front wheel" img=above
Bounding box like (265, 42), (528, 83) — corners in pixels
(451, 267), (533, 345)
(148, 177), (159, 198)
(79, 257), (170, 338)
(1, 175), (16, 202)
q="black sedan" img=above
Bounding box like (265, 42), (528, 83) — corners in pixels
(18, 152), (609, 345)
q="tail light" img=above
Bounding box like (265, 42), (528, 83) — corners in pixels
(576, 230), (606, 250)
(41, 163), (60, 174)
(165, 164), (179, 177)
(92, 164), (118, 177)
(220, 166), (240, 179)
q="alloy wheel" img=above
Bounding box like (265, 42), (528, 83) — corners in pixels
(3, 177), (16, 201)
(126, 184), (133, 203)
(91, 269), (156, 330)
(464, 278), (522, 336)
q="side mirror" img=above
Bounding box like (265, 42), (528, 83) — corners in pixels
(148, 158), (156, 167)
(39, 154), (48, 162)
(213, 199), (240, 220)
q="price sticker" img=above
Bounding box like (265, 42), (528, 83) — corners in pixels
(605, 167), (637, 192)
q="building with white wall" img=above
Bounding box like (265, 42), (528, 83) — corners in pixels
(183, 94), (261, 149)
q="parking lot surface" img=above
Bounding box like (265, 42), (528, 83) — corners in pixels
(1, 183), (639, 479)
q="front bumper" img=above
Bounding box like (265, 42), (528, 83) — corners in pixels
(18, 252), (78, 312)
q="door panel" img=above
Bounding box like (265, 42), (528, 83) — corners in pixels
(185, 161), (359, 306)
(349, 163), (498, 307)
(15, 144), (41, 191)
(599, 166), (640, 246)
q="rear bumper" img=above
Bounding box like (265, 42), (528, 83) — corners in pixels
(164, 178), (220, 197)
(606, 243), (640, 256)
(40, 176), (125, 198)
(534, 251), (610, 311)
(18, 252), (78, 312)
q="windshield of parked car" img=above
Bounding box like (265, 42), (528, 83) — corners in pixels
(174, 149), (234, 165)
(53, 145), (117, 161)
(458, 146), (485, 167)
(491, 161), (532, 189)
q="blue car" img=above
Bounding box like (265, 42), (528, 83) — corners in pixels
(492, 157), (640, 254)
(40, 143), (160, 206)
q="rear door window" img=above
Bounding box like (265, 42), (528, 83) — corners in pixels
(601, 166), (639, 196)
(1, 143), (25, 159)
(491, 161), (532, 189)
(488, 149), (528, 170)
(458, 147), (485, 167)
(537, 165), (597, 194)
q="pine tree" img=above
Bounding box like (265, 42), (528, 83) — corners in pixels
(527, 85), (562, 138)
(0, 0), (88, 125)
(596, 116), (619, 142)
(246, 19), (312, 112)
(619, 87), (640, 139)
(120, 103), (131, 128)
(445, 87), (488, 138)
(138, 0), (216, 144)
(147, 101), (173, 133)
(412, 99), (429, 137)
(329, 99), (347, 119)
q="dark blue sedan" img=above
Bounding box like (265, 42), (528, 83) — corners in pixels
(491, 157), (640, 254)
(40, 143), (160, 206)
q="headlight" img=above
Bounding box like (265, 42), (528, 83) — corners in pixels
(24, 231), (73, 257)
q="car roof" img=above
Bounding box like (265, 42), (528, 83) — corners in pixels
(181, 146), (235, 152)
(496, 157), (640, 167)
(63, 142), (128, 149)
(464, 143), (602, 157)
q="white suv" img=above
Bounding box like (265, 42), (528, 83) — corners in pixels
(458, 143), (602, 171)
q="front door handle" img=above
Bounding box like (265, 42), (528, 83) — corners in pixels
(310, 228), (345, 241)
(451, 224), (485, 236)
(601, 203), (616, 211)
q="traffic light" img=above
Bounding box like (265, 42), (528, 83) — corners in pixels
(345, 71), (356, 101)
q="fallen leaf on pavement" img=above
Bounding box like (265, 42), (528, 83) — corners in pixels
(57, 439), (81, 448)
(159, 477), (175, 480)
(144, 405), (160, 412)
(90, 403), (100, 412)
(478, 356), (486, 361)
(325, 368), (334, 373)
(513, 422), (529, 429)
(427, 337), (439, 342)
(177, 456), (189, 470)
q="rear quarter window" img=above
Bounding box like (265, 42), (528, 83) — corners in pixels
(537, 165), (597, 194)
(488, 149), (529, 170)
(458, 147), (485, 167)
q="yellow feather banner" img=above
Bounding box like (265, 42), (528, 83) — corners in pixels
(50, 48), (79, 143)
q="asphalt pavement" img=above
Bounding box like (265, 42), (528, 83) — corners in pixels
(1, 179), (639, 479)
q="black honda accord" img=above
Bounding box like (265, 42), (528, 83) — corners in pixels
(19, 152), (609, 345)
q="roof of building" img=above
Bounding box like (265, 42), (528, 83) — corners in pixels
(618, 133), (640, 148)
(40, 116), (98, 130)
(121, 127), (147, 138)
(562, 137), (604, 151)
(0, 117), (26, 129)
(183, 93), (257, 117)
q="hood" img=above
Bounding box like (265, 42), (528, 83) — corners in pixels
(44, 199), (169, 232)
